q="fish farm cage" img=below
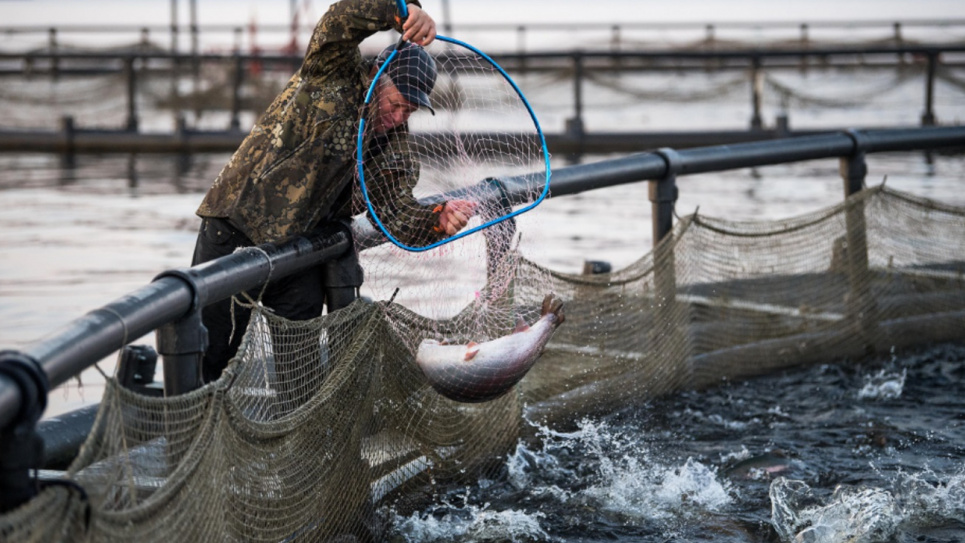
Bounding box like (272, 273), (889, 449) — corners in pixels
(1, 126), (964, 541)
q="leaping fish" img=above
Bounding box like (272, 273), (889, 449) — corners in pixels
(415, 294), (565, 403)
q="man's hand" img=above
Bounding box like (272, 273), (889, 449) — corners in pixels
(436, 200), (476, 236)
(402, 4), (436, 46)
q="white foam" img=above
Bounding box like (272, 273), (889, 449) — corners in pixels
(770, 470), (965, 542)
(391, 500), (549, 543)
(536, 419), (734, 521)
(857, 369), (907, 400)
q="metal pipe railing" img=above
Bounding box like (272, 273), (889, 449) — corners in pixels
(0, 123), (959, 513)
(5, 126), (964, 425)
(2, 19), (964, 52)
(4, 43), (964, 64)
(524, 127), (964, 200)
(0, 126), (962, 497)
(0, 224), (350, 431)
(3, 43), (961, 158)
(356, 126), (965, 252)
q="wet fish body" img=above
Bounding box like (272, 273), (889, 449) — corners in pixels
(724, 450), (794, 480)
(415, 294), (565, 403)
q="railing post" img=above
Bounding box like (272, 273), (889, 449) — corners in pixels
(0, 351), (48, 513)
(125, 56), (139, 132)
(651, 147), (680, 339)
(230, 54), (244, 131)
(704, 25), (717, 70)
(441, 0), (453, 36)
(840, 130), (878, 354)
(800, 24), (810, 73)
(610, 25), (622, 70)
(48, 27), (59, 80)
(153, 269), (209, 396)
(922, 51), (938, 126)
(190, 0), (201, 119)
(750, 55), (764, 130)
(170, 0), (179, 54)
(565, 52), (586, 162)
(650, 148), (679, 248)
(649, 148), (689, 395)
(190, 0), (199, 65)
(895, 22), (909, 66)
(233, 26), (243, 54)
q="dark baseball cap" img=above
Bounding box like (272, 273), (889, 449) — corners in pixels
(377, 43), (437, 115)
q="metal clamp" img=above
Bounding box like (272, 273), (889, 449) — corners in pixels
(650, 148), (681, 204)
(152, 269), (210, 396)
(843, 128), (869, 154)
(0, 351), (48, 433)
(841, 129), (869, 195)
(153, 267), (210, 315)
(0, 350), (49, 513)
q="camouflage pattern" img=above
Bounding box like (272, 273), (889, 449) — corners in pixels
(197, 0), (441, 247)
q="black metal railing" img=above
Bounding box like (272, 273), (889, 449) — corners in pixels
(0, 125), (963, 511)
(1, 43), (963, 156)
(3, 18), (965, 56)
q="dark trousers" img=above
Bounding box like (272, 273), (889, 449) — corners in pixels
(191, 217), (363, 384)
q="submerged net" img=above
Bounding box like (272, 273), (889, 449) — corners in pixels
(4, 184), (965, 541)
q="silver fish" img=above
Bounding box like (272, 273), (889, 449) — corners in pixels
(415, 294), (565, 403)
(723, 449), (794, 480)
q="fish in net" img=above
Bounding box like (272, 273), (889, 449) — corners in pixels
(354, 32), (556, 398)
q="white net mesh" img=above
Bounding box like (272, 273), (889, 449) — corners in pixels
(356, 39), (550, 334)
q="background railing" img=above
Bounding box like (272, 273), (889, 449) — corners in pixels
(1, 44), (963, 156)
(4, 18), (965, 55)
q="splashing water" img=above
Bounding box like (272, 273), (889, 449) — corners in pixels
(857, 369), (907, 401)
(383, 343), (965, 542)
(391, 493), (550, 543)
(770, 478), (901, 543)
(389, 418), (736, 542)
(770, 470), (965, 543)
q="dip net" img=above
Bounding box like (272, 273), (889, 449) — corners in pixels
(4, 184), (965, 542)
(355, 37), (550, 334)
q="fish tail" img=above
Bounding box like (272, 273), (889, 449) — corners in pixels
(540, 293), (565, 324)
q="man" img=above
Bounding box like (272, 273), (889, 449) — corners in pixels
(192, 0), (473, 383)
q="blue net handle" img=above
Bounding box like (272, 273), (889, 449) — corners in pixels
(356, 34), (551, 252)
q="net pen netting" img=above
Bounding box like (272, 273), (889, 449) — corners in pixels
(3, 184), (965, 541)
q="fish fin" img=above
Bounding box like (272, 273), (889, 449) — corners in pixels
(465, 342), (480, 361)
(513, 317), (530, 333)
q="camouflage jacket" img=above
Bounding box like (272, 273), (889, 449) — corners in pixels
(197, 0), (440, 246)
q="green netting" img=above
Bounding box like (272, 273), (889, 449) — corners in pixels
(3, 184), (965, 541)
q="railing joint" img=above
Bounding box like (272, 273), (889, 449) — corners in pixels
(844, 128), (869, 154)
(652, 147), (682, 201)
(0, 350), (49, 513)
(151, 268), (210, 396)
(153, 267), (210, 315)
(841, 129), (869, 195)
